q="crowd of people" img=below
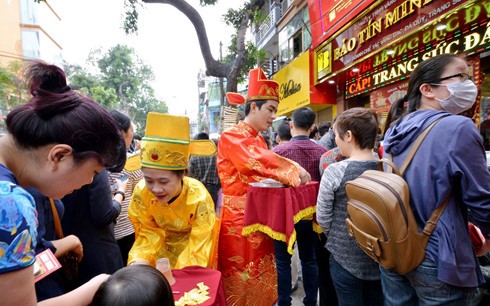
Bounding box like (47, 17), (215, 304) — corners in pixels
(1, 53), (490, 306)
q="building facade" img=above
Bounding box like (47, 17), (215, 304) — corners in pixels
(0, 0), (63, 130)
(0, 0), (63, 67)
(311, 0), (489, 146)
(253, 0), (337, 125)
(252, 0), (489, 148)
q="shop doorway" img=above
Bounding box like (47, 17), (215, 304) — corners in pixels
(480, 53), (490, 151)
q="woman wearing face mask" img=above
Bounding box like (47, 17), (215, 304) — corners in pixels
(127, 113), (217, 269)
(381, 54), (490, 305)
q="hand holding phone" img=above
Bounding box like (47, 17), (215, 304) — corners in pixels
(113, 174), (129, 194)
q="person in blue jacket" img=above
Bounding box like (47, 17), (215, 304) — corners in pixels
(382, 53), (490, 305)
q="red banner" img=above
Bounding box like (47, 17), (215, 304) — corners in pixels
(344, 0), (490, 98)
(308, 0), (377, 49)
(315, 0), (480, 85)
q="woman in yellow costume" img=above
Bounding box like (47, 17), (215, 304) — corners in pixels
(128, 113), (218, 269)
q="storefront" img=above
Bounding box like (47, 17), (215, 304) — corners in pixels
(272, 49), (336, 122)
(312, 0), (490, 133)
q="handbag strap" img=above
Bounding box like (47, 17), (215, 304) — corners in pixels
(49, 198), (64, 239)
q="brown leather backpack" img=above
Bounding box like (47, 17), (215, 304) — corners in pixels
(345, 120), (448, 275)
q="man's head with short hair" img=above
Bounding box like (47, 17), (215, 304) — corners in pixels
(292, 107), (316, 131)
(318, 122), (331, 137)
(276, 121), (292, 142)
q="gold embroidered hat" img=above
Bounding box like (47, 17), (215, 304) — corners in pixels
(225, 67), (280, 105)
(124, 151), (141, 172)
(141, 113), (216, 170)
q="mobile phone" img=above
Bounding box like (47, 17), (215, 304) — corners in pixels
(468, 222), (484, 251)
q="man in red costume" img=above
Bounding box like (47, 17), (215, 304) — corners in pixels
(217, 67), (311, 305)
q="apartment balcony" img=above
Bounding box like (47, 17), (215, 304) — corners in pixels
(254, 3), (281, 51)
(259, 56), (279, 77)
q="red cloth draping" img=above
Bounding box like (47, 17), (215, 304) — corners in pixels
(242, 181), (320, 254)
(172, 266), (226, 305)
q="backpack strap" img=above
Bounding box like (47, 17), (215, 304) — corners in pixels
(399, 118), (441, 175)
(389, 117), (450, 237)
(422, 197), (450, 236)
(378, 158), (401, 176)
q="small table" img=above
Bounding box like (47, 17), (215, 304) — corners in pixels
(242, 181), (320, 254)
(171, 266), (226, 305)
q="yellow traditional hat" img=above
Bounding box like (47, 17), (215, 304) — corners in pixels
(124, 151), (141, 172)
(141, 113), (217, 170)
(226, 67), (280, 105)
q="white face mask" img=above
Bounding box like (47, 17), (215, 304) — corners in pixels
(434, 80), (478, 114)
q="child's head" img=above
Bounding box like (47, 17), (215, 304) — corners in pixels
(90, 265), (175, 306)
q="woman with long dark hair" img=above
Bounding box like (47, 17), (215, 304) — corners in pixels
(381, 54), (490, 305)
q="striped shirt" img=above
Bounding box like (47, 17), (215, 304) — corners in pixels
(108, 169), (143, 240)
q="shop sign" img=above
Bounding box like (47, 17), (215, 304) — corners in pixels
(315, 0), (469, 83)
(308, 0), (378, 49)
(272, 51), (311, 116)
(370, 81), (409, 112)
(345, 0), (490, 97)
(346, 58), (415, 97)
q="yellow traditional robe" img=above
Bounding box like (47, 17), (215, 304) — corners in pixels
(128, 176), (216, 268)
(217, 121), (301, 306)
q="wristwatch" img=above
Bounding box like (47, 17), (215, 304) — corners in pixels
(114, 190), (125, 201)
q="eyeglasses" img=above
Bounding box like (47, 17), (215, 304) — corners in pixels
(437, 73), (473, 83)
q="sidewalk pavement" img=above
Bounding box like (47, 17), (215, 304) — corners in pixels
(291, 278), (306, 305)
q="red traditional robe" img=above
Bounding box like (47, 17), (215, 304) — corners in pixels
(217, 121), (301, 306)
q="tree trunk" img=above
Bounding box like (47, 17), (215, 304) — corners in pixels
(142, 0), (251, 93)
(143, 0), (228, 79)
(142, 0), (264, 132)
(117, 80), (130, 113)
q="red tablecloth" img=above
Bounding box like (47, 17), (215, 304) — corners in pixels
(242, 181), (320, 254)
(171, 266), (226, 305)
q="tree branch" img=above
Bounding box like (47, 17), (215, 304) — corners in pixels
(143, 0), (230, 77)
(226, 14), (249, 92)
